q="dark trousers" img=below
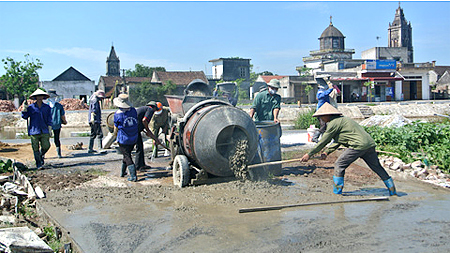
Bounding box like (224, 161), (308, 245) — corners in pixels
(119, 143), (135, 166)
(90, 122), (103, 140)
(135, 132), (145, 169)
(334, 146), (390, 181)
(53, 128), (61, 147)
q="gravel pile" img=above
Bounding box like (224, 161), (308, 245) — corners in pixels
(59, 98), (88, 110)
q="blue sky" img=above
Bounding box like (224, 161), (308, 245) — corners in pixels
(0, 1), (449, 82)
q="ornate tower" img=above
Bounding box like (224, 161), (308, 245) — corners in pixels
(106, 45), (120, 76)
(319, 16), (345, 51)
(388, 3), (413, 62)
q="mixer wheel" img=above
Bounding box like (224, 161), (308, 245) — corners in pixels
(173, 155), (190, 187)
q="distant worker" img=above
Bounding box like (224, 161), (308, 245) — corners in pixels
(150, 102), (169, 158)
(327, 79), (341, 108)
(300, 103), (397, 196)
(47, 89), (67, 158)
(249, 79), (281, 123)
(88, 90), (105, 153)
(113, 94), (139, 181)
(21, 89), (52, 169)
(312, 76), (338, 143)
(135, 101), (162, 171)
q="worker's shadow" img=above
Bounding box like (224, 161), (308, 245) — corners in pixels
(344, 188), (406, 197)
(137, 168), (172, 181)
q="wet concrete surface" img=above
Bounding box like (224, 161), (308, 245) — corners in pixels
(4, 132), (450, 252)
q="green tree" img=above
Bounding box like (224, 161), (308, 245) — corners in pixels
(125, 64), (165, 77)
(364, 81), (375, 102)
(1, 54), (43, 100)
(296, 66), (313, 76)
(304, 84), (314, 104)
(129, 80), (176, 107)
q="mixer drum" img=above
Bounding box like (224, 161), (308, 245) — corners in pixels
(182, 104), (258, 177)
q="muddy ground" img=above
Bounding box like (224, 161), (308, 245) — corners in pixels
(2, 141), (450, 252)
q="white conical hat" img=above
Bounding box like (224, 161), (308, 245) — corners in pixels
(29, 88), (50, 99)
(113, 93), (132, 108)
(312, 102), (342, 117)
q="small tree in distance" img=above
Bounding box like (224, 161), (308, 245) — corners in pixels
(1, 54), (43, 100)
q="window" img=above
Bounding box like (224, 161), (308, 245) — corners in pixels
(239, 67), (246, 77)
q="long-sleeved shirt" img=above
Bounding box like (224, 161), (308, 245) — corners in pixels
(88, 96), (102, 123)
(21, 102), (52, 135)
(308, 116), (376, 157)
(316, 88), (334, 110)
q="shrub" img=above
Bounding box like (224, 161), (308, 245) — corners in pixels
(294, 109), (320, 129)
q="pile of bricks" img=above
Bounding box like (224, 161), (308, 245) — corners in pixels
(0, 100), (16, 112)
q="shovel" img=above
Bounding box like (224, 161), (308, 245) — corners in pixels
(247, 157), (311, 170)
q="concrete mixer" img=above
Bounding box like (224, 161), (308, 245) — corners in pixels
(166, 79), (258, 187)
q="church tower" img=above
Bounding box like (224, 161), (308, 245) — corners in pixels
(388, 3), (413, 62)
(106, 45), (120, 76)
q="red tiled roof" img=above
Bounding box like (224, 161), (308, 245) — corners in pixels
(260, 75), (287, 84)
(153, 71), (207, 86)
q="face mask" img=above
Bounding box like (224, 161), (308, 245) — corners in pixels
(268, 87), (277, 95)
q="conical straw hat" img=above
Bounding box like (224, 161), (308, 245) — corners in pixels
(29, 88), (50, 99)
(312, 102), (342, 117)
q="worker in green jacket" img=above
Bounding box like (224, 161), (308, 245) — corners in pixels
(301, 102), (397, 196)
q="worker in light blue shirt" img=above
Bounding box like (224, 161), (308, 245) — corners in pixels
(21, 88), (52, 169)
(47, 89), (67, 158)
(113, 94), (139, 181)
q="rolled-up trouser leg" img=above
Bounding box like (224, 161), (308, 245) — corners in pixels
(360, 146), (390, 181)
(334, 148), (363, 177)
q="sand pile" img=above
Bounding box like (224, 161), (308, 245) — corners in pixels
(360, 114), (412, 128)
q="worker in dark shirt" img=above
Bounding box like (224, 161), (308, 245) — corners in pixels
(135, 101), (161, 171)
(21, 88), (52, 169)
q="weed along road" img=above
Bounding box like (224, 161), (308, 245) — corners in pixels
(26, 135), (449, 253)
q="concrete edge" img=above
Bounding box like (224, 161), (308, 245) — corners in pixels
(35, 200), (85, 253)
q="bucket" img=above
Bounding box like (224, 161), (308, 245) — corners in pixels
(307, 125), (319, 142)
(251, 121), (282, 178)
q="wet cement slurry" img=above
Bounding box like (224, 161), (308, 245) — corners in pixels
(37, 164), (450, 252)
(5, 132), (450, 252)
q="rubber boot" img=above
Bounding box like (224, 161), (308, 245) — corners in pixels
(120, 163), (127, 177)
(97, 139), (103, 150)
(33, 151), (42, 169)
(127, 164), (137, 182)
(88, 138), (96, 153)
(56, 147), (62, 158)
(383, 177), (397, 196)
(333, 176), (344, 194)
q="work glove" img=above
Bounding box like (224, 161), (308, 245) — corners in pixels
(48, 126), (53, 137)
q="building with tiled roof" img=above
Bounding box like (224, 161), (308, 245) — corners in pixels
(151, 71), (208, 95)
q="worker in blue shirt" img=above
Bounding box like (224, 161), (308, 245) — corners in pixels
(312, 76), (336, 143)
(47, 89), (67, 158)
(21, 88), (52, 169)
(113, 94), (139, 181)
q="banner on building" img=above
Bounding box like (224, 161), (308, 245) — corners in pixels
(365, 60), (396, 70)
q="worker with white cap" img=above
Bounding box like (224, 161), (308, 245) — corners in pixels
(300, 102), (397, 196)
(21, 88), (52, 169)
(88, 90), (105, 153)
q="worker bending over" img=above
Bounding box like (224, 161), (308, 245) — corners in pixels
(301, 102), (397, 196)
